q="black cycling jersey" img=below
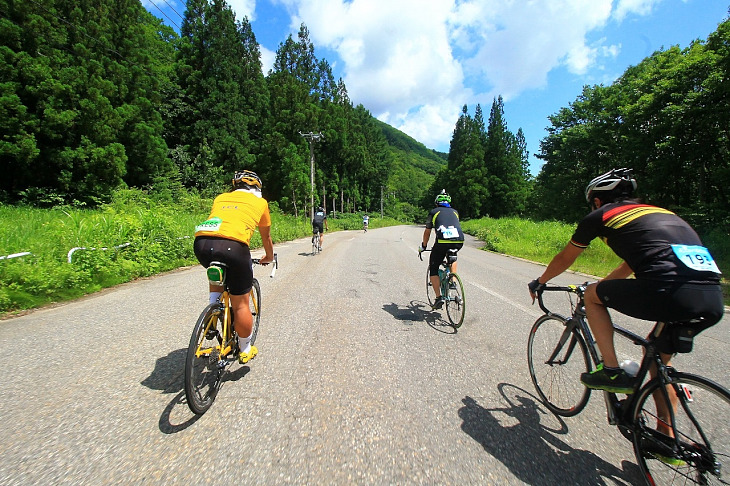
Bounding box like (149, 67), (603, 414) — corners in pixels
(426, 206), (464, 243)
(571, 201), (721, 283)
(312, 210), (326, 224)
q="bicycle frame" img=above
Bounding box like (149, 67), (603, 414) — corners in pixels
(537, 285), (688, 436)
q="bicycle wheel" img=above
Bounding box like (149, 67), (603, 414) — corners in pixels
(184, 303), (224, 415)
(249, 279), (261, 345)
(632, 372), (730, 485)
(426, 267), (436, 306)
(527, 314), (592, 416)
(445, 273), (465, 328)
(312, 234), (319, 255)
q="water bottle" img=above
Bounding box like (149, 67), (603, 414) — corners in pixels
(619, 359), (640, 377)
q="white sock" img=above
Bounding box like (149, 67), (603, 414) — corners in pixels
(238, 334), (252, 354)
(209, 291), (222, 304)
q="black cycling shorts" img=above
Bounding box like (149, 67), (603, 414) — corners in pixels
(429, 242), (463, 277)
(596, 279), (724, 353)
(312, 222), (324, 234)
(193, 236), (253, 295)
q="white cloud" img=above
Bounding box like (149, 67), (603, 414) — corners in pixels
(228, 0), (257, 21)
(613, 0), (664, 22)
(267, 0), (655, 149)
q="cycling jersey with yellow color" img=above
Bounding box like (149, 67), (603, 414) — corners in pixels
(571, 202), (721, 283)
(194, 190), (271, 246)
(426, 207), (464, 244)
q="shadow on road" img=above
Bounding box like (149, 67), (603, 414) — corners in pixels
(382, 300), (454, 334)
(458, 383), (642, 485)
(142, 348), (252, 434)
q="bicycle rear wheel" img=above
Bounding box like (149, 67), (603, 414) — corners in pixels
(527, 314), (592, 416)
(632, 372), (730, 485)
(184, 303), (224, 415)
(249, 279), (261, 345)
(445, 273), (465, 328)
(426, 267), (436, 306)
(312, 233), (319, 255)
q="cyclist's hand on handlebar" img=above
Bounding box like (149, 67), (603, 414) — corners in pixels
(528, 278), (546, 304)
(418, 243), (427, 258)
(258, 254), (275, 265)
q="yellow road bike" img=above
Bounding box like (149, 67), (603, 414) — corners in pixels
(184, 254), (278, 415)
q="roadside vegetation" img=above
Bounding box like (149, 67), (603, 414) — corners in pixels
(0, 189), (404, 316)
(461, 218), (730, 305)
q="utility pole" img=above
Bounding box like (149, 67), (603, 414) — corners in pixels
(299, 131), (323, 221)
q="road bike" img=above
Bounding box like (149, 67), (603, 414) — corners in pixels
(528, 283), (729, 485)
(312, 230), (321, 255)
(420, 248), (466, 328)
(184, 254), (278, 415)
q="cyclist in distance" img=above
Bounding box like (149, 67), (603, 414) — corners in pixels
(194, 170), (275, 365)
(312, 206), (328, 250)
(363, 213), (369, 232)
(527, 168), (723, 430)
(420, 190), (465, 309)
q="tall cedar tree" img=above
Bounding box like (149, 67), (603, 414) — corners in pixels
(0, 0), (169, 204)
(174, 0), (267, 192)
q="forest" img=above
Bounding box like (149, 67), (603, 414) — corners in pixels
(1, 0), (729, 236)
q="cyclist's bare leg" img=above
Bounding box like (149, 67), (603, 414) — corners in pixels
(449, 261), (458, 274)
(649, 350), (678, 437)
(430, 275), (441, 298)
(230, 292), (253, 343)
(584, 283), (620, 369)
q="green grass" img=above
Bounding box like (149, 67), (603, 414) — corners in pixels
(0, 190), (406, 316)
(461, 217), (730, 305)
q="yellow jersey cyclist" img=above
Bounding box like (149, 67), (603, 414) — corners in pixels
(194, 170), (275, 365)
(420, 190), (465, 309)
(528, 168), (723, 395)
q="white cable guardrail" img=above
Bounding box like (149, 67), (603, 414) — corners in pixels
(0, 251), (32, 261)
(66, 236), (190, 263)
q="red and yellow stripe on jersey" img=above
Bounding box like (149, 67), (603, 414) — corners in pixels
(571, 204), (675, 249)
(194, 190), (271, 246)
(602, 204), (675, 229)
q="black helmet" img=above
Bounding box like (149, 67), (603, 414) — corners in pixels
(585, 168), (636, 204)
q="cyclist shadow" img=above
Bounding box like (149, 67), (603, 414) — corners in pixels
(382, 300), (454, 334)
(141, 348), (252, 434)
(458, 383), (642, 485)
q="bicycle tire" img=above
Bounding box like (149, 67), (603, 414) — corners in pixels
(631, 372), (730, 485)
(445, 273), (465, 328)
(184, 303), (224, 415)
(249, 279), (261, 345)
(527, 314), (592, 416)
(312, 233), (319, 255)
(426, 267), (436, 306)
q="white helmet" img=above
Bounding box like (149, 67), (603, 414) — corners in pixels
(584, 168), (637, 203)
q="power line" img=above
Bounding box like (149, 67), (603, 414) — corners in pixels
(160, 0), (185, 23)
(146, 0), (181, 31)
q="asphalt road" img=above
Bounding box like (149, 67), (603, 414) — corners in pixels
(1, 225), (728, 485)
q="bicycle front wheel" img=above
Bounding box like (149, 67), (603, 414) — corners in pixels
(527, 314), (592, 416)
(426, 267), (436, 306)
(249, 279), (261, 345)
(445, 273), (465, 328)
(632, 372), (730, 485)
(184, 303), (224, 415)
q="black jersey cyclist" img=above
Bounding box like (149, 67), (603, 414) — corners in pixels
(419, 190), (465, 309)
(311, 206), (328, 250)
(194, 170), (275, 365)
(527, 168), (723, 453)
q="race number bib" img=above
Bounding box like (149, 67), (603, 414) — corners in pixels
(671, 245), (721, 274)
(438, 225), (459, 239)
(196, 217), (222, 233)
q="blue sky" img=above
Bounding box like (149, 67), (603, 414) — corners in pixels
(144, 0), (729, 174)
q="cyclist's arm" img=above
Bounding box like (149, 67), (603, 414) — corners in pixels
(602, 261), (633, 281)
(258, 222), (275, 264)
(421, 227), (432, 248)
(537, 242), (584, 284)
